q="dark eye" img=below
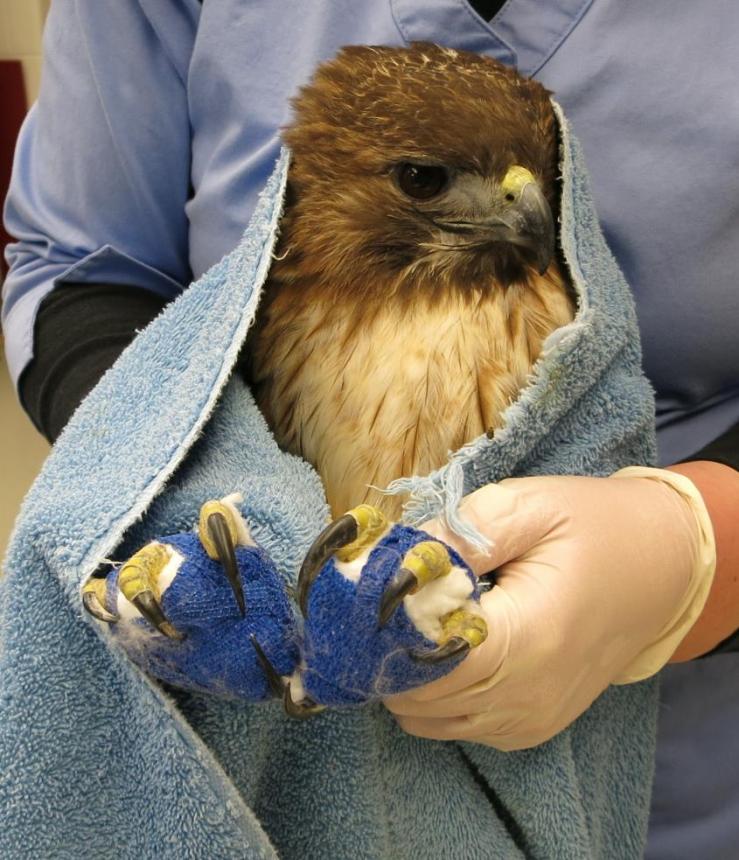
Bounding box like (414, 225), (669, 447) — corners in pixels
(396, 163), (449, 200)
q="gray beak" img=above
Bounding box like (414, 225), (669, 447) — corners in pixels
(501, 180), (556, 275)
(433, 172), (556, 275)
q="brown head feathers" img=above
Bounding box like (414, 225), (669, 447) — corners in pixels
(274, 43), (561, 304)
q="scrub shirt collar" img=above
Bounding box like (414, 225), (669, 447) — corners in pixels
(391, 0), (594, 76)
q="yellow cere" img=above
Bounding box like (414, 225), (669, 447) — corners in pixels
(501, 164), (536, 197)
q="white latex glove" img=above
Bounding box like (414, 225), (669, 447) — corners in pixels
(385, 468), (715, 751)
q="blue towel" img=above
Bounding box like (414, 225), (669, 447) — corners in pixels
(0, 105), (659, 859)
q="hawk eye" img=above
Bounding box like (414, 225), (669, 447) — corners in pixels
(397, 163), (449, 200)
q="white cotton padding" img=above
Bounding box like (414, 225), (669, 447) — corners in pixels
(403, 565), (474, 642)
(221, 493), (256, 547)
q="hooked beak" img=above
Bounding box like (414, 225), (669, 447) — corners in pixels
(434, 166), (555, 275)
(498, 178), (555, 275)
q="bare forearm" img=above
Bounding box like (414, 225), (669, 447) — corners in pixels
(667, 460), (739, 661)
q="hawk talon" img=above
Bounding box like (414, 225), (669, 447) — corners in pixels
(282, 682), (324, 720)
(410, 609), (489, 662)
(251, 635), (323, 719)
(410, 636), (470, 664)
(250, 635), (287, 698)
(115, 543), (186, 640)
(205, 510), (246, 616)
(199, 500), (247, 617)
(298, 505), (389, 615)
(379, 540), (454, 626)
(298, 513), (357, 614)
(377, 567), (417, 627)
(132, 591), (186, 641)
(81, 588), (118, 624)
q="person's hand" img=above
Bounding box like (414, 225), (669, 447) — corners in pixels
(385, 468), (715, 750)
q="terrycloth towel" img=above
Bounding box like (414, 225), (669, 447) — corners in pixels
(0, 104), (659, 859)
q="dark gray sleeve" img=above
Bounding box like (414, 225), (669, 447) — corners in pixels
(19, 283), (169, 442)
(687, 421), (739, 473)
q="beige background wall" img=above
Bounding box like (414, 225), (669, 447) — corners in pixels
(0, 0), (48, 103)
(0, 355), (49, 559)
(1, 0), (51, 561)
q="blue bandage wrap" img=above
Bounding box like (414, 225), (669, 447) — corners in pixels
(302, 525), (479, 705)
(104, 533), (300, 700)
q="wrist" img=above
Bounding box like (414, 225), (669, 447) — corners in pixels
(667, 461), (739, 659)
(608, 466), (716, 681)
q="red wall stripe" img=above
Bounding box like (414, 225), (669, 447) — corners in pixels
(1, 60), (29, 279)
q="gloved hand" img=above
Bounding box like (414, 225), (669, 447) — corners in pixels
(385, 467), (716, 750)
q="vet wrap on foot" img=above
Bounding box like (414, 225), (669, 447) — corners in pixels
(82, 496), (300, 701)
(83, 502), (487, 711)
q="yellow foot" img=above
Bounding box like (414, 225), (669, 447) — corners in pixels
(378, 540), (453, 625)
(297, 504), (390, 613)
(197, 496), (251, 616)
(382, 542), (488, 663)
(334, 505), (389, 563)
(81, 542), (183, 639)
(82, 496), (252, 635)
(118, 542), (185, 640)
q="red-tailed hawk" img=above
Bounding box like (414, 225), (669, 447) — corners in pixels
(245, 43), (574, 518)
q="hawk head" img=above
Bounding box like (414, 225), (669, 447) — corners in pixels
(279, 43), (561, 303)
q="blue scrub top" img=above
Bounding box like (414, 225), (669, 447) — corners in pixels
(3, 2), (738, 855)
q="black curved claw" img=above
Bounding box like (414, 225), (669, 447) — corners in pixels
(250, 636), (323, 718)
(207, 511), (246, 617)
(297, 514), (358, 615)
(282, 682), (324, 720)
(410, 637), (470, 664)
(133, 592), (186, 641)
(378, 567), (418, 627)
(250, 635), (287, 698)
(82, 590), (118, 623)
